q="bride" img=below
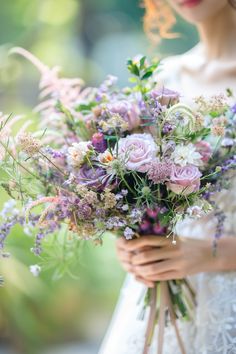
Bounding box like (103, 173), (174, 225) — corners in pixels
(99, 1), (236, 353)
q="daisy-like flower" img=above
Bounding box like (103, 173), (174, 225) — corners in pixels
(98, 150), (115, 164)
(171, 144), (202, 167)
(67, 142), (91, 167)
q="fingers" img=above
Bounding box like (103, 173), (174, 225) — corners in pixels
(131, 248), (178, 266)
(117, 235), (171, 252)
(126, 236), (170, 251)
(135, 275), (155, 288)
(116, 248), (132, 263)
(121, 262), (134, 273)
(144, 271), (182, 281)
(134, 259), (177, 277)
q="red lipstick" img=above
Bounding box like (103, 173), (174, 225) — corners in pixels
(179, 0), (203, 8)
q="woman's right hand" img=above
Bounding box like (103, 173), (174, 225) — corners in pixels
(116, 238), (155, 288)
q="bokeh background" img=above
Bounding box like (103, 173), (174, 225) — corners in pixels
(0, 1), (198, 354)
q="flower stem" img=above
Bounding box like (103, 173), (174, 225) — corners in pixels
(39, 151), (68, 177)
(0, 140), (39, 179)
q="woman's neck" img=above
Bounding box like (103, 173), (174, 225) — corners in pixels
(197, 4), (236, 61)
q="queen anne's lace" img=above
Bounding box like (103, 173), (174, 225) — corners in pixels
(99, 178), (236, 354)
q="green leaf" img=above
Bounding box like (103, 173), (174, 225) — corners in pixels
(127, 58), (133, 66)
(140, 56), (146, 70)
(127, 64), (140, 77)
(76, 102), (97, 112)
(141, 71), (153, 80)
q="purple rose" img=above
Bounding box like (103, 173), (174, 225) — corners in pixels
(107, 100), (141, 130)
(117, 133), (158, 173)
(150, 88), (180, 106)
(77, 165), (110, 190)
(166, 165), (202, 195)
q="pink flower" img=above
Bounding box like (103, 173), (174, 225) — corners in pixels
(195, 141), (212, 163)
(150, 87), (180, 106)
(166, 165), (202, 195)
(117, 133), (158, 173)
(107, 100), (141, 130)
(147, 160), (173, 184)
(153, 223), (166, 235)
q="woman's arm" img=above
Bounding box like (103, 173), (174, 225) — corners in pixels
(116, 235), (236, 287)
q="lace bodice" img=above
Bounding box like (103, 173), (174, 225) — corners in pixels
(99, 45), (236, 354)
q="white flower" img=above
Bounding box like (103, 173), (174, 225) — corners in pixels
(187, 205), (204, 219)
(68, 142), (90, 167)
(29, 264), (41, 277)
(171, 144), (202, 167)
(121, 204), (129, 211)
(97, 150), (114, 164)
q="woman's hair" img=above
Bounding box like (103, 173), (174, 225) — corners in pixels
(143, 0), (236, 44)
(143, 0), (178, 44)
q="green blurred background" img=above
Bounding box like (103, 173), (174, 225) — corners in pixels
(0, 1), (198, 353)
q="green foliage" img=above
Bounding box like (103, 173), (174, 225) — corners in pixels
(127, 56), (160, 95)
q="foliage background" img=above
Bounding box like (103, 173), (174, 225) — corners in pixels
(0, 1), (197, 353)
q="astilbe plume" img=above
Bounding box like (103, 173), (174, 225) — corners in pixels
(10, 47), (95, 145)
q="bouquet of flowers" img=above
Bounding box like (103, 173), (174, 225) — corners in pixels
(0, 48), (236, 353)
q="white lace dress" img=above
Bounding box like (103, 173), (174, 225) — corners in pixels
(99, 45), (236, 354)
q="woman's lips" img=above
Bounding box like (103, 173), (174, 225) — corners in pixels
(179, 0), (203, 8)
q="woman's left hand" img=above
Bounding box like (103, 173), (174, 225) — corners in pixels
(116, 235), (219, 286)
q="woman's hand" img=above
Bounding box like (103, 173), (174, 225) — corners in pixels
(116, 235), (223, 287)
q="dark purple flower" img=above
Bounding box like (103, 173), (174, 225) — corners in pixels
(152, 223), (166, 235)
(92, 132), (107, 153)
(146, 208), (159, 219)
(77, 164), (110, 190)
(162, 122), (174, 135)
(139, 220), (152, 234)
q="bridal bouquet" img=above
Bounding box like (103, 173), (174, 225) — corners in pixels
(0, 48), (236, 353)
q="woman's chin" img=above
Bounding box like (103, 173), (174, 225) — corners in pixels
(168, 0), (229, 25)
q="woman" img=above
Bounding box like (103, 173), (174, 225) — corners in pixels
(99, 1), (236, 353)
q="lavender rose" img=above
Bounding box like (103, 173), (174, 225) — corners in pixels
(107, 100), (141, 130)
(117, 133), (158, 173)
(77, 164), (110, 190)
(166, 165), (202, 195)
(150, 87), (180, 106)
